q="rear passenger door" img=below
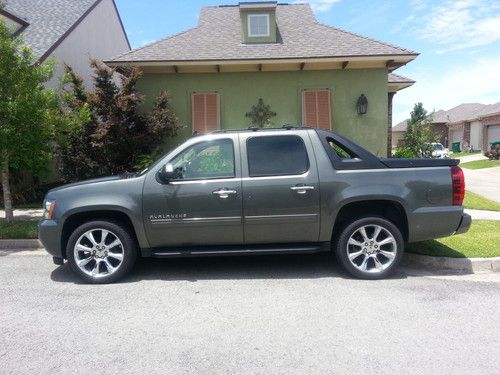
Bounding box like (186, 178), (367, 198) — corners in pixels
(240, 131), (321, 244)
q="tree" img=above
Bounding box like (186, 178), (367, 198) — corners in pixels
(0, 20), (56, 221)
(58, 62), (181, 182)
(401, 103), (437, 158)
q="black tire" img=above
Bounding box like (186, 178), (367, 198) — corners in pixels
(66, 220), (137, 284)
(334, 217), (404, 280)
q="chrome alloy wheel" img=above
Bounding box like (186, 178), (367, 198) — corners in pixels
(346, 224), (397, 273)
(73, 228), (124, 278)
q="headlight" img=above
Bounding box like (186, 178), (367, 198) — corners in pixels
(43, 199), (56, 220)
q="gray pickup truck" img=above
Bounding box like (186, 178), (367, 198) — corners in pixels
(39, 127), (470, 283)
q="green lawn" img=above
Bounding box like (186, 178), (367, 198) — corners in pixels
(460, 159), (500, 169)
(0, 220), (39, 239)
(463, 191), (500, 211)
(406, 220), (500, 258)
(449, 151), (481, 158)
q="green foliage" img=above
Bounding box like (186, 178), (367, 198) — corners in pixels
(245, 98), (277, 128)
(0, 220), (39, 239)
(401, 102), (438, 158)
(484, 145), (499, 160)
(58, 62), (181, 182)
(0, 20), (56, 174)
(393, 147), (417, 158)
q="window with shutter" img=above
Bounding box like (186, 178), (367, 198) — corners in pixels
(191, 92), (220, 133)
(302, 89), (332, 129)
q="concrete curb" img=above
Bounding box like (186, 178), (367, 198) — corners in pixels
(0, 239), (42, 249)
(404, 253), (500, 274)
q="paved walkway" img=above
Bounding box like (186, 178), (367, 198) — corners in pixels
(0, 209), (43, 220)
(457, 153), (488, 163)
(464, 209), (500, 221)
(463, 167), (500, 202)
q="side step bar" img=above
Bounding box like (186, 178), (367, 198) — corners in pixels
(149, 243), (330, 258)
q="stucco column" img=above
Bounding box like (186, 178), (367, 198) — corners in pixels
(387, 92), (395, 157)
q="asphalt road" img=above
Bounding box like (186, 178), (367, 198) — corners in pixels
(1, 250), (499, 375)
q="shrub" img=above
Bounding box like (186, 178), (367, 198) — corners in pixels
(484, 145), (500, 160)
(58, 62), (181, 182)
(393, 147), (417, 158)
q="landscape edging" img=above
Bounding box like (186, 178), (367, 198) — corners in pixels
(0, 239), (42, 249)
(404, 253), (500, 273)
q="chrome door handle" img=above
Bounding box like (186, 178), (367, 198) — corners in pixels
(213, 189), (237, 199)
(290, 185), (315, 194)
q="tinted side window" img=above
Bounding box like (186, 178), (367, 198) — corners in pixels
(247, 135), (309, 177)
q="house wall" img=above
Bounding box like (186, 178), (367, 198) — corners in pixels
(44, 0), (129, 89)
(470, 120), (483, 151)
(137, 68), (389, 155)
(391, 131), (404, 148)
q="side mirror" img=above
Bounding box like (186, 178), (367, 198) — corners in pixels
(158, 163), (177, 184)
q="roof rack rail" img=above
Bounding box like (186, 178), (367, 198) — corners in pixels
(209, 125), (312, 134)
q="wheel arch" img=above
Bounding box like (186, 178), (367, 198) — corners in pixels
(61, 210), (141, 259)
(332, 199), (409, 242)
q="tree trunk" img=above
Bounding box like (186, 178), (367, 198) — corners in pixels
(1, 154), (13, 222)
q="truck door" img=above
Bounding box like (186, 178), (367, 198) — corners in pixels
(240, 131), (321, 244)
(142, 134), (243, 248)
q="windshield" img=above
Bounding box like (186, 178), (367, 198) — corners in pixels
(434, 144), (444, 151)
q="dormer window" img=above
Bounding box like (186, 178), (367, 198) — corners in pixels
(248, 14), (270, 37)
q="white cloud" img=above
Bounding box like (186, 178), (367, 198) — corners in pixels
(393, 55), (500, 124)
(418, 0), (500, 52)
(299, 0), (342, 12)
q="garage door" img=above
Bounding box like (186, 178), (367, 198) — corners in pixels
(487, 125), (500, 146)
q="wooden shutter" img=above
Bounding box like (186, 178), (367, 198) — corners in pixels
(191, 92), (220, 133)
(302, 89), (332, 129)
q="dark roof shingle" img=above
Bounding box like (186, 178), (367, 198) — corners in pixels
(3, 0), (99, 60)
(110, 3), (416, 63)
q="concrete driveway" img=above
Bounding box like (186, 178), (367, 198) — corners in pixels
(463, 166), (500, 202)
(0, 250), (499, 374)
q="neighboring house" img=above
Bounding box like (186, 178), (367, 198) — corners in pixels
(0, 0), (130, 89)
(106, 2), (417, 156)
(393, 102), (500, 151)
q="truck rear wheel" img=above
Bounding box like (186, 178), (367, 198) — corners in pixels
(334, 217), (404, 279)
(67, 220), (137, 284)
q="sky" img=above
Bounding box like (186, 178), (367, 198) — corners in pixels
(115, 0), (500, 125)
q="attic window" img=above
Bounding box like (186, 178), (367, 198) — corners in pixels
(248, 14), (270, 37)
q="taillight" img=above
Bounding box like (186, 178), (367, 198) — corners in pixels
(451, 166), (465, 206)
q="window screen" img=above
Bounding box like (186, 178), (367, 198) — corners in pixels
(248, 14), (269, 37)
(247, 136), (309, 177)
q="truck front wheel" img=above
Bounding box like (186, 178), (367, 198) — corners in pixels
(67, 220), (137, 284)
(334, 217), (404, 279)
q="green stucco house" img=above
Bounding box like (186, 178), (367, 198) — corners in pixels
(106, 1), (417, 156)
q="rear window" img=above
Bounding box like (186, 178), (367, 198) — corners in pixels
(247, 135), (309, 177)
(328, 137), (358, 159)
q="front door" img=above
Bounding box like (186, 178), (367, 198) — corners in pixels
(240, 132), (321, 244)
(143, 135), (243, 248)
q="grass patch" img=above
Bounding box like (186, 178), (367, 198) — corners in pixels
(460, 159), (500, 169)
(463, 191), (500, 211)
(0, 220), (39, 239)
(406, 220), (500, 258)
(450, 151), (481, 158)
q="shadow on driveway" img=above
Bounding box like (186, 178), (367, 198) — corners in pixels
(50, 252), (411, 284)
